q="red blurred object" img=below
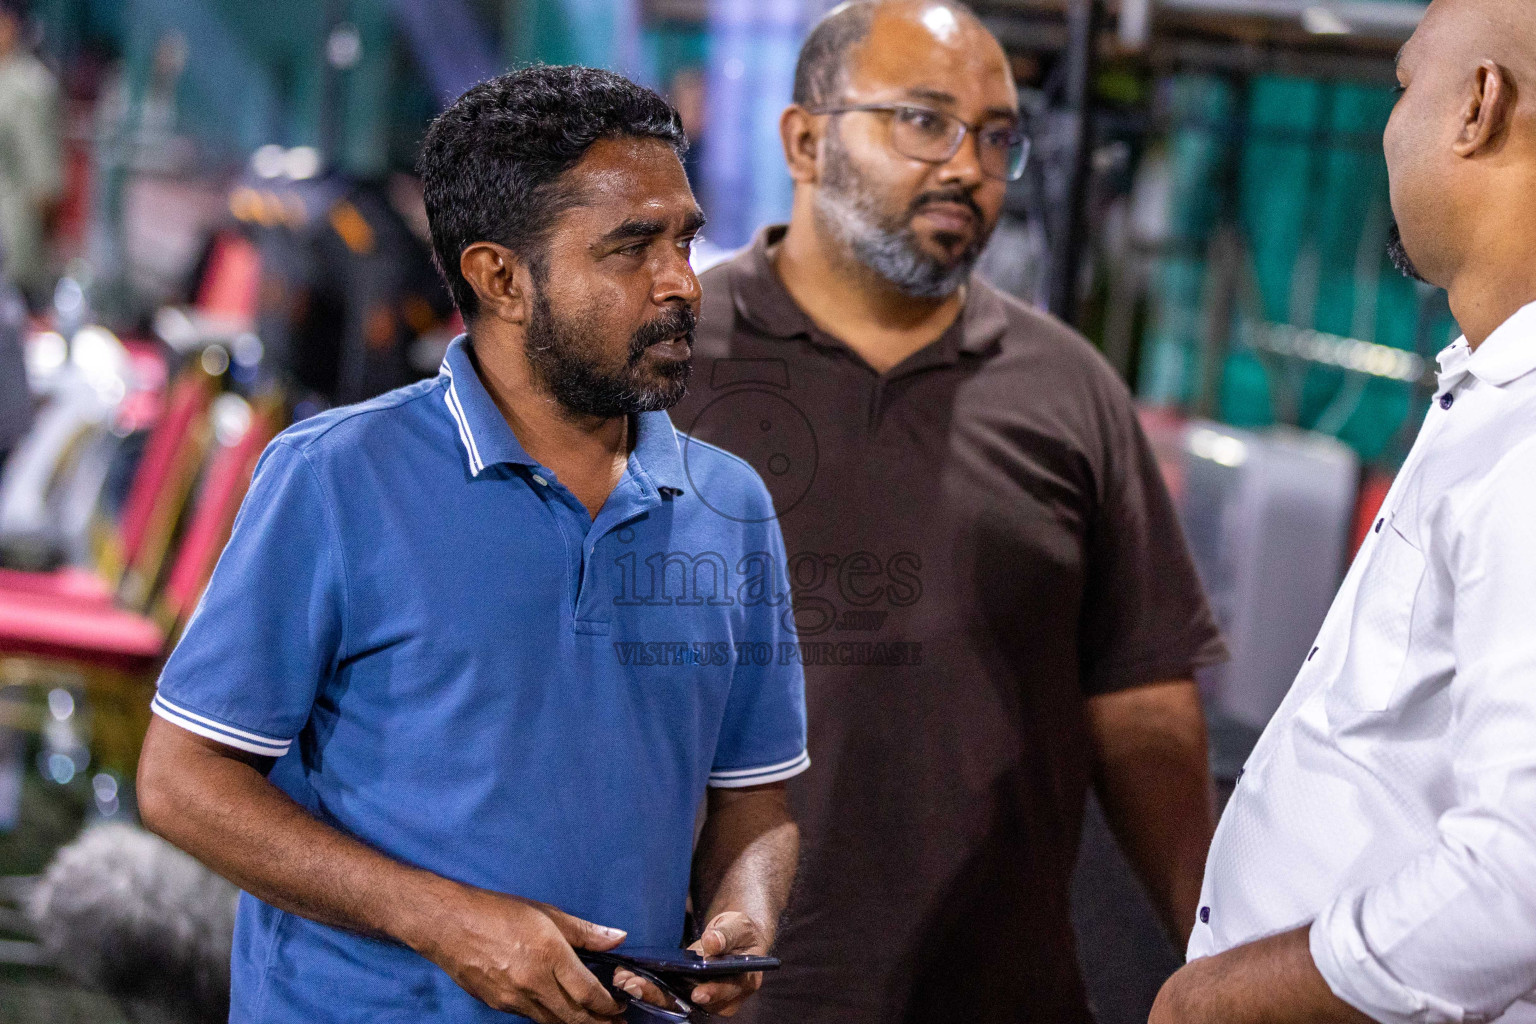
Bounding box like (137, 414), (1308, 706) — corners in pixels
(1137, 405), (1189, 504)
(0, 370), (216, 607)
(0, 591), (164, 669)
(195, 232), (260, 322)
(160, 402), (276, 622)
(0, 402), (277, 668)
(117, 371), (216, 569)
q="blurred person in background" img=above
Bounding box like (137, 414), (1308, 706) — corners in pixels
(136, 66), (807, 1024)
(1153, 1), (1536, 1022)
(671, 3), (1225, 1023)
(0, 0), (61, 305)
(0, 267), (30, 469)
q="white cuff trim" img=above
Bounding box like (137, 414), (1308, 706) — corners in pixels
(708, 750), (810, 788)
(151, 694), (292, 757)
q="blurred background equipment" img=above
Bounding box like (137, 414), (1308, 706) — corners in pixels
(24, 823), (236, 1024)
(0, 0), (1447, 1021)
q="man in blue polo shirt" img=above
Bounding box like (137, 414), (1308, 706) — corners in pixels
(136, 66), (808, 1024)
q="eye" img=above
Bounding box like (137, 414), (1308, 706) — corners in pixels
(616, 241), (648, 257)
(980, 126), (1021, 150)
(895, 106), (945, 134)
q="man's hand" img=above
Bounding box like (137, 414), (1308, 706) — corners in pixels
(417, 885), (627, 1024)
(138, 719), (627, 1023)
(612, 910), (769, 1018)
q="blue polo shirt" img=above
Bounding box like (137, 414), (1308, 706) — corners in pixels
(151, 336), (808, 1024)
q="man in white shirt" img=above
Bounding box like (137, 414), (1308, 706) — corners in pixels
(1151, 0), (1536, 1021)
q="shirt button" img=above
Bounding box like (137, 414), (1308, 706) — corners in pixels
(532, 474), (548, 486)
(1199, 906), (1211, 924)
(1440, 392), (1455, 410)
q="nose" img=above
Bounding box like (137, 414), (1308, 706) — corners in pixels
(653, 246), (702, 308)
(936, 127), (986, 189)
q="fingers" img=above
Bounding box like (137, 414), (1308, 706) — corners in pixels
(612, 967), (673, 1008)
(690, 972), (763, 1017)
(552, 955), (623, 1019)
(546, 907), (627, 952)
(693, 911), (763, 957)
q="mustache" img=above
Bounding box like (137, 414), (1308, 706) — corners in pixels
(629, 305), (698, 360)
(908, 187), (984, 224)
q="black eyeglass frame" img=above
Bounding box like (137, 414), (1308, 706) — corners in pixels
(807, 102), (1031, 182)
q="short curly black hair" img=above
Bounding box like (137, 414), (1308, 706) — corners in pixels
(418, 65), (687, 319)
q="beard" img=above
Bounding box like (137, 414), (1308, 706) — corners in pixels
(1386, 221), (1430, 284)
(523, 289), (694, 418)
(813, 127), (993, 299)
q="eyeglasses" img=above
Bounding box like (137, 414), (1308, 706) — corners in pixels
(809, 103), (1030, 182)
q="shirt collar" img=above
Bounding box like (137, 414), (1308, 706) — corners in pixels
(1466, 301), (1536, 388)
(1435, 301), (1536, 393)
(730, 224), (1007, 358)
(438, 334), (687, 494)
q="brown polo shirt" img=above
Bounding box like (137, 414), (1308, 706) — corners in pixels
(672, 227), (1225, 1024)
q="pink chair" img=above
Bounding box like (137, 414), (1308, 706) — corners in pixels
(0, 369), (215, 606)
(0, 398), (276, 670)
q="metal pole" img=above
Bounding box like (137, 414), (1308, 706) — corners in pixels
(1048, 0), (1101, 325)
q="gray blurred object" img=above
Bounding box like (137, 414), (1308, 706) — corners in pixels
(26, 823), (237, 1024)
(0, 276), (31, 465)
(1176, 421), (1359, 737)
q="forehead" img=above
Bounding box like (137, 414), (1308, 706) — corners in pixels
(559, 136), (697, 225)
(1401, 0), (1483, 71)
(845, 6), (1015, 108)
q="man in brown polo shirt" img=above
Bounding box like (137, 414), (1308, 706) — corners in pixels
(670, 3), (1226, 1022)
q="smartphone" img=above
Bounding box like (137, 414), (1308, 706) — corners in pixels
(585, 947), (781, 978)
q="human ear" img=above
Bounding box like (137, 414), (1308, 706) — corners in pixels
(1453, 60), (1514, 158)
(780, 105), (822, 185)
(459, 242), (530, 326)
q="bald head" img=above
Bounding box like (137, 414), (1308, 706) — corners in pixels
(1386, 0), (1536, 338)
(793, 1), (997, 108)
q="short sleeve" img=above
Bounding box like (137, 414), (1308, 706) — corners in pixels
(1077, 393), (1227, 696)
(708, 513), (809, 788)
(152, 440), (347, 756)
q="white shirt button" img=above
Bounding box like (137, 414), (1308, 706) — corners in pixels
(532, 474), (548, 486)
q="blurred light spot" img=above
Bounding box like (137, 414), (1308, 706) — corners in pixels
(154, 306), (196, 350)
(47, 753), (76, 785)
(201, 344), (231, 377)
(722, 57), (745, 81)
(1188, 427), (1249, 468)
(327, 24), (362, 69)
(1302, 7), (1351, 34)
(54, 277), (84, 318)
(286, 147), (321, 181)
(26, 330), (67, 378)
(47, 688), (74, 721)
(212, 393), (253, 447)
(233, 333), (265, 367)
(252, 144), (286, 179)
(72, 326), (128, 404)
(92, 773), (118, 803)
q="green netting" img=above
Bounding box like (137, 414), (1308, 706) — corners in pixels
(1142, 64), (1455, 469)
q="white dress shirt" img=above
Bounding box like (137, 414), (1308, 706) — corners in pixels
(1190, 301), (1536, 1024)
